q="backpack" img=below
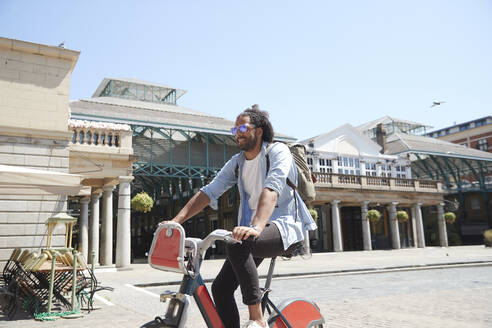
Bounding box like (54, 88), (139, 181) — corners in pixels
(281, 143), (317, 203)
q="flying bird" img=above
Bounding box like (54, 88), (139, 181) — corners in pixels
(430, 101), (445, 108)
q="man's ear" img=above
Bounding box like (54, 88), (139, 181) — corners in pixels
(256, 127), (263, 139)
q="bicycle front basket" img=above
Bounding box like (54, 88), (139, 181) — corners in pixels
(148, 222), (187, 274)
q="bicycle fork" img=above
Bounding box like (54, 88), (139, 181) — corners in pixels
(155, 291), (190, 328)
(155, 274), (224, 328)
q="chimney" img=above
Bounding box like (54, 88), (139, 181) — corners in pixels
(376, 123), (387, 153)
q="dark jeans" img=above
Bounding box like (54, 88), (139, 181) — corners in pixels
(211, 223), (298, 328)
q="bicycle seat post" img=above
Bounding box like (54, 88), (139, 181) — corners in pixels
(264, 257), (276, 290)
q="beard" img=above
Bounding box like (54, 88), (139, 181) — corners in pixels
(237, 133), (259, 151)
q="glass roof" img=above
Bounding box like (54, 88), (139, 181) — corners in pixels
(95, 78), (186, 105)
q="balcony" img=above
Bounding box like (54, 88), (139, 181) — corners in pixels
(314, 172), (442, 193)
(68, 120), (133, 155)
(68, 120), (134, 178)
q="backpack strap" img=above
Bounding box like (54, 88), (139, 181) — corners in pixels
(266, 143), (298, 222)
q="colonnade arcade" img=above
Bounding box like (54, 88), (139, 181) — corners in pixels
(315, 200), (449, 253)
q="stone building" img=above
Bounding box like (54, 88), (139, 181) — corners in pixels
(301, 116), (492, 253)
(301, 122), (445, 252)
(427, 116), (492, 153)
(0, 37), (80, 269)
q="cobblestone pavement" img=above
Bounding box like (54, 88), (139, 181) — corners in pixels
(269, 266), (492, 328)
(3, 266), (491, 327)
(1, 246), (492, 327)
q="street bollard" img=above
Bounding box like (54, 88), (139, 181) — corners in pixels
(71, 249), (78, 310)
(47, 250), (56, 314)
(90, 250), (95, 294)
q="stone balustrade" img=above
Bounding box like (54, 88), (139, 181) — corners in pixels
(72, 128), (123, 147)
(68, 119), (132, 155)
(314, 172), (442, 193)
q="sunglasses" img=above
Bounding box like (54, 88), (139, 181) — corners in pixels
(231, 123), (255, 135)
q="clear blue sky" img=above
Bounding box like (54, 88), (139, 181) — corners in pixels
(1, 1), (491, 140)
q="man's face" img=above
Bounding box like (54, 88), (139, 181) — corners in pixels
(233, 115), (261, 151)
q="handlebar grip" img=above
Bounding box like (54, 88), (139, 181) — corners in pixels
(223, 236), (242, 244)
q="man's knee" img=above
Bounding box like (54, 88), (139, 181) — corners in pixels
(212, 277), (232, 300)
(225, 239), (253, 257)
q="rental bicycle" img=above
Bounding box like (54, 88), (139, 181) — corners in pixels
(142, 221), (324, 328)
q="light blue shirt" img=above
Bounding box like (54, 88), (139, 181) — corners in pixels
(201, 142), (318, 250)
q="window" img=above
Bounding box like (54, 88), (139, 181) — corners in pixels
(477, 139), (488, 151)
(338, 156), (359, 175)
(471, 198), (481, 210)
(365, 162), (377, 176)
(307, 157), (314, 172)
(227, 190), (235, 207)
(381, 164), (391, 177)
(318, 157), (332, 173)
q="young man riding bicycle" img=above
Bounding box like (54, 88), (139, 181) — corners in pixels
(166, 105), (317, 328)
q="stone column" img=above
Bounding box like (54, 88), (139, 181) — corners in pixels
(100, 185), (115, 266)
(411, 206), (418, 248)
(437, 202), (448, 247)
(388, 202), (400, 249)
(89, 192), (102, 264)
(320, 204), (330, 250)
(414, 203), (426, 248)
(331, 200), (343, 252)
(79, 197), (90, 261)
(116, 176), (134, 268)
(361, 201), (372, 251)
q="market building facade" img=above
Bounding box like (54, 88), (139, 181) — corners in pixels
(301, 121), (445, 252)
(3, 36), (489, 271)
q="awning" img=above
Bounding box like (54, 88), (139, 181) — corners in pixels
(0, 165), (84, 196)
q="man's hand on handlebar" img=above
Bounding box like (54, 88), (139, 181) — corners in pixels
(159, 218), (179, 225)
(232, 225), (261, 241)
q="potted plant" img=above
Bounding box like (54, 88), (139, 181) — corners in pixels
(366, 209), (381, 225)
(484, 229), (492, 247)
(308, 208), (318, 221)
(444, 212), (456, 224)
(131, 192), (154, 213)
(396, 210), (409, 223)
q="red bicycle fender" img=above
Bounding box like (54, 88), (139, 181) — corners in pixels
(271, 299), (323, 328)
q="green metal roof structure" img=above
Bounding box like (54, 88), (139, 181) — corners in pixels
(70, 78), (296, 209)
(385, 133), (492, 193)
